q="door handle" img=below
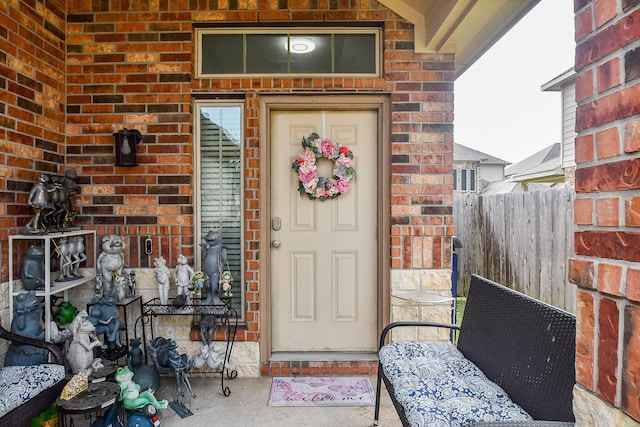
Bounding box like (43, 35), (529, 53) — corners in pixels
(271, 240), (281, 248)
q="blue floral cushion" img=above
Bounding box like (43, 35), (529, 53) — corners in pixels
(0, 364), (66, 418)
(379, 342), (532, 427)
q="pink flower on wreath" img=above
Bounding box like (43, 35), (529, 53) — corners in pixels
(303, 176), (318, 192)
(335, 179), (350, 194)
(335, 155), (352, 168)
(297, 149), (317, 174)
(299, 170), (317, 184)
(321, 139), (337, 158)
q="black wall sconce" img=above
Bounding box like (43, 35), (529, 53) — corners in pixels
(113, 128), (143, 166)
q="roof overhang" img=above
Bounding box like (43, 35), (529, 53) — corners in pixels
(378, 0), (541, 78)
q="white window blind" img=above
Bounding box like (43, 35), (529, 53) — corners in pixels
(197, 104), (243, 318)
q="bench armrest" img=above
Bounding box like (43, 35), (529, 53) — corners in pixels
(378, 321), (460, 349)
(0, 325), (65, 365)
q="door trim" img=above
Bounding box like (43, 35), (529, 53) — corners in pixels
(258, 94), (391, 364)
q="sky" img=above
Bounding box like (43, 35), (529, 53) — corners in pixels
(454, 0), (576, 165)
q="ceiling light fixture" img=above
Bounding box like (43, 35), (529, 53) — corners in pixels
(285, 37), (316, 54)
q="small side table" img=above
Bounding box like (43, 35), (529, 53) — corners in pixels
(391, 289), (457, 342)
(56, 381), (122, 427)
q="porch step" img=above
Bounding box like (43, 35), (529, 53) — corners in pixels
(261, 352), (379, 376)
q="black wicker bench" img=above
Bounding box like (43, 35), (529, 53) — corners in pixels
(374, 274), (576, 427)
(0, 325), (66, 426)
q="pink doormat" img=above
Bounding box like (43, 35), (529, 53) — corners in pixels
(268, 376), (376, 407)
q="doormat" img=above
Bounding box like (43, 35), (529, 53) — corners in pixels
(268, 376), (375, 407)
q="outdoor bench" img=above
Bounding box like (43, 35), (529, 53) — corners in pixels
(0, 324), (66, 425)
(374, 274), (576, 427)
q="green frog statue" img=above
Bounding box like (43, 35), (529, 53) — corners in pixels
(115, 366), (168, 411)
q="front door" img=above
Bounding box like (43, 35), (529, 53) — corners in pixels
(270, 110), (378, 352)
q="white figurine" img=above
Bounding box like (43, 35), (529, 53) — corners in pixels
(153, 256), (170, 305)
(173, 254), (195, 304)
(67, 310), (104, 375)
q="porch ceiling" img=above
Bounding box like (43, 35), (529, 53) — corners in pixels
(379, 0), (541, 78)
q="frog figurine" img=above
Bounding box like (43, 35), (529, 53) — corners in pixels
(115, 366), (168, 411)
(21, 245), (46, 291)
(87, 291), (123, 357)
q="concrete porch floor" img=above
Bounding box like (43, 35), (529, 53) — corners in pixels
(155, 376), (403, 427)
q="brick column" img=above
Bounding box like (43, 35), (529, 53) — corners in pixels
(570, 0), (640, 424)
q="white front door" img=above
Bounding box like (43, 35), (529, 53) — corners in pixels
(270, 110), (378, 352)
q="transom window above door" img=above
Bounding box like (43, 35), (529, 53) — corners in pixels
(195, 28), (381, 77)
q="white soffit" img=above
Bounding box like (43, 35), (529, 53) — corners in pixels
(378, 0), (541, 78)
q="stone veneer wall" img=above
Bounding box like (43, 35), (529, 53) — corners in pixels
(570, 0), (640, 424)
(0, 0), (454, 371)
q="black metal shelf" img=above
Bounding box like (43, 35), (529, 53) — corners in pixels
(137, 296), (238, 397)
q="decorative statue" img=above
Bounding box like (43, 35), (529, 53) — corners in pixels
(127, 337), (160, 392)
(55, 237), (74, 281)
(153, 256), (170, 305)
(67, 309), (104, 375)
(220, 270), (233, 297)
(24, 174), (51, 233)
(148, 337), (195, 400)
(23, 172), (78, 234)
(115, 366), (168, 411)
(70, 235), (87, 277)
(200, 230), (226, 299)
(199, 230), (227, 311)
(4, 291), (48, 366)
(199, 314), (217, 348)
(55, 301), (79, 325)
(20, 245), (46, 290)
(45, 174), (70, 229)
(167, 339), (196, 399)
(87, 291), (123, 356)
(127, 269), (137, 297)
(173, 254), (195, 304)
(113, 272), (128, 302)
(96, 234), (125, 294)
(190, 270), (206, 299)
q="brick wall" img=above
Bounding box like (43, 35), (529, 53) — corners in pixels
(571, 0), (640, 423)
(0, 0), (454, 352)
(0, 0), (66, 282)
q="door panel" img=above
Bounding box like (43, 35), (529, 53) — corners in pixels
(271, 110), (378, 352)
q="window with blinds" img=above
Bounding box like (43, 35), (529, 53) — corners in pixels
(196, 103), (244, 319)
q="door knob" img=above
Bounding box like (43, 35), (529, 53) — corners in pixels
(271, 240), (281, 248)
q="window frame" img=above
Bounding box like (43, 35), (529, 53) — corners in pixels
(195, 27), (382, 78)
(194, 100), (245, 321)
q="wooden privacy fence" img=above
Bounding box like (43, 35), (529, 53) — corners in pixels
(453, 188), (576, 313)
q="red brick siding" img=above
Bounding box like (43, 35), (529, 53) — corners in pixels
(573, 0), (640, 421)
(0, 0), (66, 279)
(0, 1), (454, 348)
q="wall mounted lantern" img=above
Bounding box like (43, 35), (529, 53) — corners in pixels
(113, 128), (142, 166)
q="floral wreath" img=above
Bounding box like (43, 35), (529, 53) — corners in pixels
(291, 133), (356, 201)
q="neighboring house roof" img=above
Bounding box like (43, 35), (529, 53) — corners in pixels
(541, 67), (576, 92)
(505, 143), (564, 183)
(378, 0), (541, 77)
(454, 143), (510, 165)
(505, 143), (560, 176)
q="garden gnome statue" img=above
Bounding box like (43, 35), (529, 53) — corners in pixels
(154, 256), (170, 305)
(173, 254), (195, 304)
(4, 291), (48, 366)
(96, 235), (125, 294)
